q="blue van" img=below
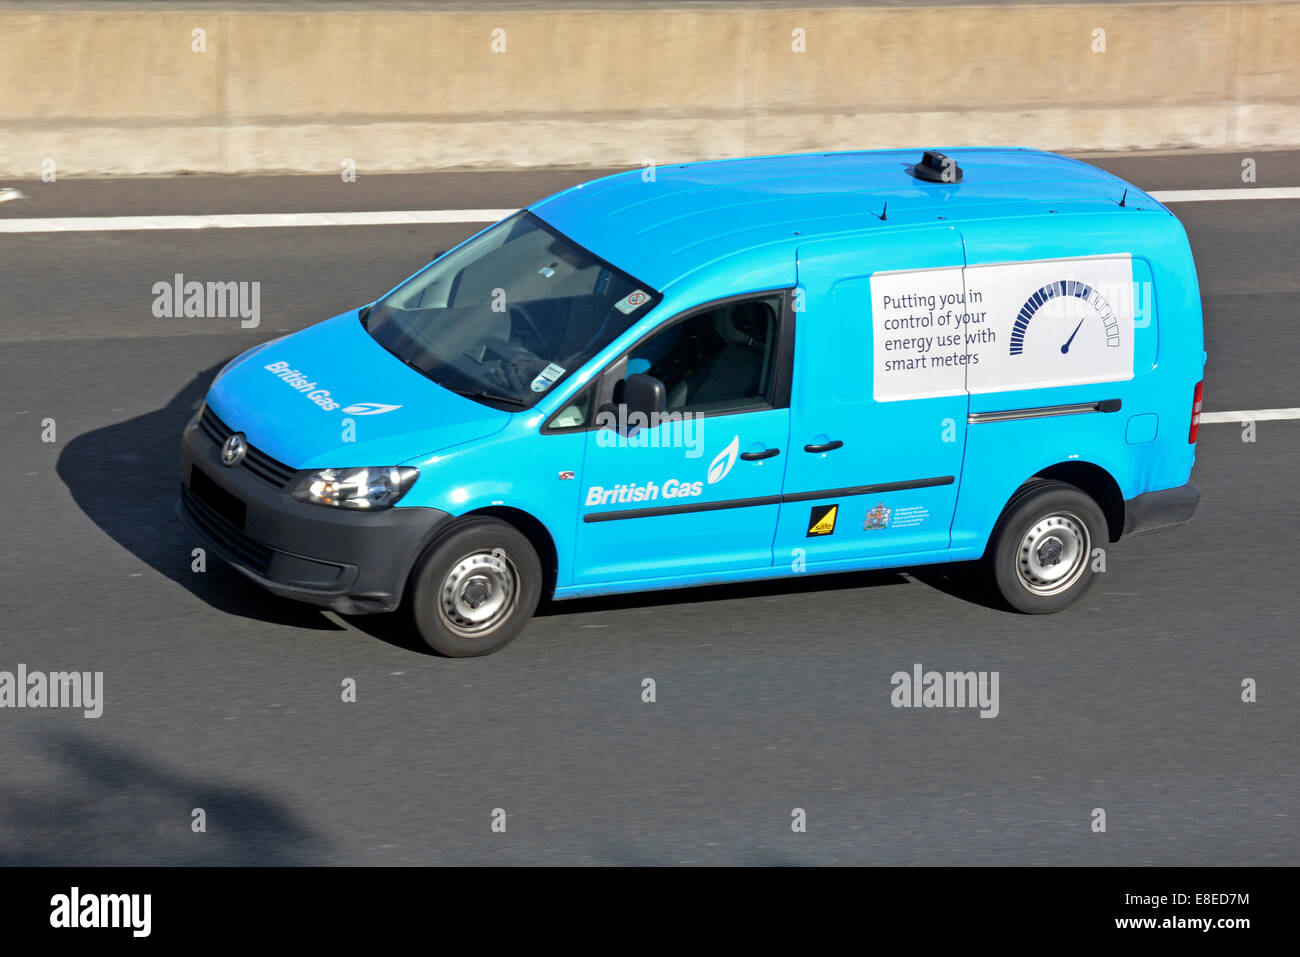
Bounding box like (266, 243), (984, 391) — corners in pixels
(178, 148), (1204, 656)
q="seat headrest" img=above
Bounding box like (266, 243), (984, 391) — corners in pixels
(714, 301), (773, 345)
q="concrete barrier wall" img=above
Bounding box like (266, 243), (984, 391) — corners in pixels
(1, 3), (1298, 175)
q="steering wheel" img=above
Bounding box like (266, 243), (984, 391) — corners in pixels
(508, 302), (547, 352)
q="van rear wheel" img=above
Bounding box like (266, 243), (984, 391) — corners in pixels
(986, 480), (1106, 614)
(408, 518), (541, 657)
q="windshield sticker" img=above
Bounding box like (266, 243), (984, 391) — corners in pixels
(614, 290), (651, 315)
(530, 362), (566, 392)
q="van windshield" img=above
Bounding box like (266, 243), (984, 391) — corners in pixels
(363, 211), (660, 409)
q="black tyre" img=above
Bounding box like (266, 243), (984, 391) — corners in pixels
(407, 518), (542, 657)
(986, 479), (1107, 614)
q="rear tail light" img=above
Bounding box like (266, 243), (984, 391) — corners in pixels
(1188, 380), (1203, 443)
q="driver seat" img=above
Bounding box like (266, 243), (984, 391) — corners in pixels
(667, 301), (772, 409)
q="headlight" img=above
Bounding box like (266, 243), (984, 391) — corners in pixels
(291, 466), (419, 510)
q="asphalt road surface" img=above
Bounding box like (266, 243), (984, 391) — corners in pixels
(0, 152), (1296, 865)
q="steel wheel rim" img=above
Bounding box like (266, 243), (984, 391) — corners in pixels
(1015, 511), (1089, 597)
(437, 548), (519, 638)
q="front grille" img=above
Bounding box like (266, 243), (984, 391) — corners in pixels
(181, 484), (274, 577)
(198, 405), (298, 490)
(190, 465), (246, 530)
(242, 445), (297, 488)
(197, 404), (231, 445)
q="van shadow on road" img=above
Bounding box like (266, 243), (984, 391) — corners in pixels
(0, 730), (327, 865)
(55, 362), (343, 632)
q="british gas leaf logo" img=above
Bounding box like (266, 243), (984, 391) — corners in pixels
(707, 435), (740, 485)
(341, 402), (402, 416)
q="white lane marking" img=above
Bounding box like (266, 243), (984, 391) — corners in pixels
(1150, 187), (1300, 202)
(0, 208), (518, 233)
(1202, 408), (1300, 423)
(0, 187), (1295, 233)
(0, 187), (27, 204)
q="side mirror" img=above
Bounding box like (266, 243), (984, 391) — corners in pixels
(613, 373), (665, 435)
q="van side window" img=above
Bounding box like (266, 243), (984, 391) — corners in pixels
(629, 294), (781, 414)
(548, 386), (593, 430)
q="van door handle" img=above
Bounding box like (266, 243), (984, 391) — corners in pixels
(804, 440), (843, 454)
(740, 448), (781, 461)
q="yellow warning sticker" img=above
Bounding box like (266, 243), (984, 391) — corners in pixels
(807, 504), (838, 537)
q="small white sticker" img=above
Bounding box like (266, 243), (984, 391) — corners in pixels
(614, 289), (651, 314)
(530, 362), (566, 392)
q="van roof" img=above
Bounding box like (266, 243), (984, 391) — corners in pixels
(529, 147), (1162, 290)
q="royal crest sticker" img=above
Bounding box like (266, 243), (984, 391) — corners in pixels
(863, 502), (892, 530)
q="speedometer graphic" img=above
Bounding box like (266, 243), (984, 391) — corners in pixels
(1008, 280), (1122, 356)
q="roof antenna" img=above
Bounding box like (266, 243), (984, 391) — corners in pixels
(878, 201), (887, 222)
(1118, 188), (1128, 207)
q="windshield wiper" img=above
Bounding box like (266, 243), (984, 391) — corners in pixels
(388, 349), (526, 408)
(392, 353), (438, 382)
(447, 387), (527, 407)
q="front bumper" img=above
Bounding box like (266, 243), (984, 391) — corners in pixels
(175, 412), (450, 614)
(1122, 480), (1200, 538)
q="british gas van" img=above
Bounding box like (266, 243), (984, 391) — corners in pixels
(177, 148), (1204, 656)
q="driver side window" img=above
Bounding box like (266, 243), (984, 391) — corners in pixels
(544, 291), (788, 432)
(629, 294), (782, 414)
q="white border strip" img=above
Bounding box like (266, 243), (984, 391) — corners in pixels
(0, 209), (518, 233)
(1201, 408), (1300, 423)
(1150, 187), (1300, 202)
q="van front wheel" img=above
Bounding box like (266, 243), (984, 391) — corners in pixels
(987, 480), (1107, 614)
(408, 518), (542, 657)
